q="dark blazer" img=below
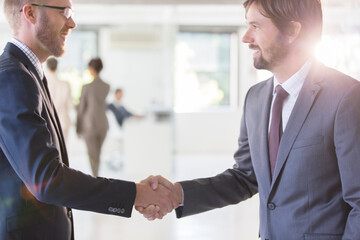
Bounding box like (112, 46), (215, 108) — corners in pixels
(107, 103), (133, 127)
(0, 43), (136, 240)
(176, 62), (360, 240)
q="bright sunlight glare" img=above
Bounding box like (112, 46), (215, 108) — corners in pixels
(315, 34), (360, 80)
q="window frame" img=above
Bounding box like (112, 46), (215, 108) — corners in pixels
(174, 26), (239, 113)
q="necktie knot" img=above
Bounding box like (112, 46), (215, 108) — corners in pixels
(275, 85), (289, 101)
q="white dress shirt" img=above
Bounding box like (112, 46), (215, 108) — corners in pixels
(269, 61), (312, 133)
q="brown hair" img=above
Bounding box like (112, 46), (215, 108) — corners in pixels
(115, 88), (123, 94)
(3, 0), (30, 32)
(88, 57), (103, 74)
(46, 58), (58, 71)
(243, 0), (323, 43)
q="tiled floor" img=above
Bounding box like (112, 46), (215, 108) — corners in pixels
(67, 128), (260, 240)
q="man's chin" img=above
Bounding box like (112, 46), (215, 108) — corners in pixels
(253, 61), (263, 70)
(52, 47), (66, 58)
(253, 58), (269, 70)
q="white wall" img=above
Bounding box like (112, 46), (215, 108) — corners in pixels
(0, 24), (11, 50)
(100, 27), (162, 110)
(174, 112), (241, 154)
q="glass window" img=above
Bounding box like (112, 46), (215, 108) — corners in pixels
(56, 30), (98, 105)
(174, 30), (238, 112)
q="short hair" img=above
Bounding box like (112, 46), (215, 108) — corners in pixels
(243, 0), (323, 43)
(115, 88), (123, 94)
(46, 58), (58, 71)
(88, 57), (103, 74)
(3, 0), (29, 32)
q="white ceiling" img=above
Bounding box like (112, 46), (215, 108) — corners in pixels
(74, 0), (358, 6)
(75, 0), (244, 4)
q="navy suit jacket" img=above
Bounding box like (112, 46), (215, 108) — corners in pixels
(0, 43), (136, 240)
(176, 62), (360, 240)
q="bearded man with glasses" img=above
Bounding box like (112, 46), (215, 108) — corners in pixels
(0, 1), (179, 239)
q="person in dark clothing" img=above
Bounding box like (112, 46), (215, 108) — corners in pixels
(108, 88), (143, 127)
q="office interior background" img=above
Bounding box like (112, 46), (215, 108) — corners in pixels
(0, 0), (359, 239)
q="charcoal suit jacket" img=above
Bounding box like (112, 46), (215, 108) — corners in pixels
(176, 61), (360, 240)
(0, 42), (136, 240)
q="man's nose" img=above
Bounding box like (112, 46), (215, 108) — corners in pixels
(242, 29), (252, 43)
(67, 17), (76, 29)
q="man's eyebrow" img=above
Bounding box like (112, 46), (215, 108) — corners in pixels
(246, 20), (259, 25)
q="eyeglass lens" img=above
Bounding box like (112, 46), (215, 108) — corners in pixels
(63, 8), (73, 19)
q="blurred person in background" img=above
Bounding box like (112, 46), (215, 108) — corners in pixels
(76, 57), (109, 177)
(46, 57), (73, 142)
(108, 88), (144, 128)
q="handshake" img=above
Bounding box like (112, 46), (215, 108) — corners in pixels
(134, 175), (183, 220)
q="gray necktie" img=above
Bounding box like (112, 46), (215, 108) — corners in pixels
(268, 85), (289, 178)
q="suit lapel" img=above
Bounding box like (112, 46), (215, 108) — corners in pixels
(5, 43), (53, 110)
(255, 78), (274, 194)
(270, 64), (322, 189)
(37, 76), (69, 165)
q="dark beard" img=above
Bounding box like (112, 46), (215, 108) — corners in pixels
(252, 34), (288, 71)
(253, 53), (271, 70)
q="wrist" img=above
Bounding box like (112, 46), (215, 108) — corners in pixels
(174, 182), (183, 206)
(134, 183), (144, 206)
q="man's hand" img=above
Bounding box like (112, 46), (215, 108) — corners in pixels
(134, 175), (181, 218)
(135, 175), (183, 220)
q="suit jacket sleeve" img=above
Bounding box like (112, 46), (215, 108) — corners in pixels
(176, 91), (258, 218)
(0, 68), (136, 217)
(334, 83), (360, 238)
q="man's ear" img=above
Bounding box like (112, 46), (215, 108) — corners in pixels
(21, 4), (37, 24)
(287, 21), (302, 44)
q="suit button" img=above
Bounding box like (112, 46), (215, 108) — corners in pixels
(67, 210), (72, 218)
(267, 202), (276, 210)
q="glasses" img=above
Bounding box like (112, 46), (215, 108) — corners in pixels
(20, 3), (74, 19)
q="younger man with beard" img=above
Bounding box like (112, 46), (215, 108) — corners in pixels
(138, 0), (360, 239)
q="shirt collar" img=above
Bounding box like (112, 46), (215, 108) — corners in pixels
(10, 38), (44, 80)
(273, 61), (312, 97)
